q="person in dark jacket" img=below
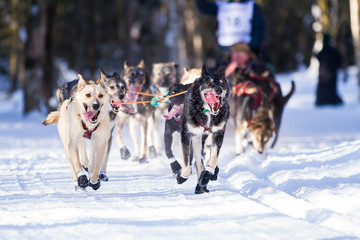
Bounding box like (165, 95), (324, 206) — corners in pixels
(196, 0), (266, 57)
(315, 34), (343, 106)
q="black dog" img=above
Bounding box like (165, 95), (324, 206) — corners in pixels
(163, 83), (191, 175)
(177, 64), (230, 194)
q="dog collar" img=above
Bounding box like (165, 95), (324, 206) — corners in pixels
(81, 120), (100, 139)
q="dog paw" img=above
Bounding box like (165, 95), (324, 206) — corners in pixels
(148, 146), (157, 159)
(77, 174), (89, 188)
(210, 166), (219, 181)
(170, 160), (182, 176)
(176, 173), (188, 184)
(120, 147), (131, 160)
(99, 171), (109, 182)
(139, 157), (149, 164)
(198, 170), (213, 187)
(89, 179), (101, 190)
(194, 183), (209, 194)
(82, 165), (88, 172)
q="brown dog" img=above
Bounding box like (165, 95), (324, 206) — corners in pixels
(115, 60), (154, 163)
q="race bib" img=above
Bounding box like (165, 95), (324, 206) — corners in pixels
(216, 0), (254, 46)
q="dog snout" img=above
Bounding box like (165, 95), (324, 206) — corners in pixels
(119, 93), (125, 100)
(215, 86), (222, 95)
(92, 102), (100, 110)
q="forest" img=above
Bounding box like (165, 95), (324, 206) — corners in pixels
(0, 0), (359, 113)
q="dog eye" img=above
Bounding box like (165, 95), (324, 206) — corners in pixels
(110, 86), (115, 90)
(86, 93), (91, 98)
(99, 94), (103, 98)
(207, 82), (212, 87)
(172, 90), (176, 94)
(220, 82), (225, 87)
(131, 72), (136, 77)
(120, 86), (125, 91)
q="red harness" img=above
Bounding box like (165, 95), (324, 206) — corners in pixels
(249, 73), (277, 101)
(233, 81), (263, 111)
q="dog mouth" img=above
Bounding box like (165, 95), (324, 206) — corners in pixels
(163, 104), (183, 120)
(110, 99), (120, 113)
(204, 92), (223, 115)
(83, 104), (100, 124)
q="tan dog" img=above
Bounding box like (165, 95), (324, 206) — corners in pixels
(43, 73), (111, 190)
(180, 67), (201, 84)
(230, 81), (275, 154)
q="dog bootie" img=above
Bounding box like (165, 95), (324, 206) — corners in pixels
(99, 171), (109, 182)
(211, 166), (219, 181)
(176, 173), (188, 184)
(195, 183), (209, 194)
(198, 170), (213, 188)
(120, 147), (131, 160)
(139, 157), (149, 164)
(77, 174), (89, 188)
(89, 179), (101, 190)
(170, 160), (182, 175)
(82, 165), (88, 172)
(148, 146), (157, 159)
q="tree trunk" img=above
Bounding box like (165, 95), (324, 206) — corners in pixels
(42, 0), (56, 109)
(349, 0), (360, 100)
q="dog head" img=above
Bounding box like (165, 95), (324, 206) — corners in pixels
(122, 60), (150, 101)
(248, 106), (275, 154)
(76, 73), (109, 125)
(194, 64), (229, 115)
(180, 67), (201, 84)
(151, 62), (179, 94)
(97, 67), (127, 113)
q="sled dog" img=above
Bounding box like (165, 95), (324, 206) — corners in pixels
(230, 61), (295, 147)
(147, 62), (180, 157)
(43, 73), (111, 190)
(55, 68), (127, 181)
(230, 81), (275, 154)
(177, 64), (230, 194)
(115, 60), (154, 163)
(163, 83), (191, 175)
(180, 67), (201, 84)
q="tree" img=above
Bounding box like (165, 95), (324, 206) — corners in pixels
(349, 0), (360, 99)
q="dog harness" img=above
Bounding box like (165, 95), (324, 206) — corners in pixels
(249, 73), (277, 101)
(81, 120), (100, 139)
(233, 81), (263, 111)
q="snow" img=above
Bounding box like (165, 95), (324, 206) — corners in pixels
(1, 66), (360, 239)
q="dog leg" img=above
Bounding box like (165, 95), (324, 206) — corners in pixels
(177, 131), (191, 184)
(99, 134), (112, 182)
(69, 142), (88, 188)
(146, 113), (157, 159)
(196, 129), (225, 194)
(89, 141), (107, 190)
(127, 118), (141, 162)
(116, 115), (131, 160)
(164, 123), (182, 175)
(78, 141), (89, 172)
(139, 119), (149, 164)
(235, 121), (247, 155)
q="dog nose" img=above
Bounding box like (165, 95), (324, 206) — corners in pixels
(92, 103), (100, 110)
(215, 86), (222, 95)
(119, 93), (125, 100)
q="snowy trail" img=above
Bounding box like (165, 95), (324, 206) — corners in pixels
(1, 68), (360, 239)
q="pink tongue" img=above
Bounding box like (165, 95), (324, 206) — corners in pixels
(129, 84), (141, 102)
(205, 92), (218, 105)
(121, 103), (131, 111)
(83, 111), (98, 121)
(163, 104), (183, 120)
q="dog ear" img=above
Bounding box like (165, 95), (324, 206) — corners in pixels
(96, 67), (107, 85)
(183, 67), (188, 74)
(138, 60), (145, 69)
(77, 73), (86, 92)
(113, 72), (120, 78)
(124, 61), (129, 71)
(216, 65), (226, 78)
(201, 64), (209, 76)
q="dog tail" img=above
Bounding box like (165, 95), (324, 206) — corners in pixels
(282, 80), (295, 106)
(43, 111), (60, 125)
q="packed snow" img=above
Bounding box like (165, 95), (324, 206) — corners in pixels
(1, 66), (360, 239)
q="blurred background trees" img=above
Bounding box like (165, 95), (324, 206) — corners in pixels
(0, 0), (359, 113)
